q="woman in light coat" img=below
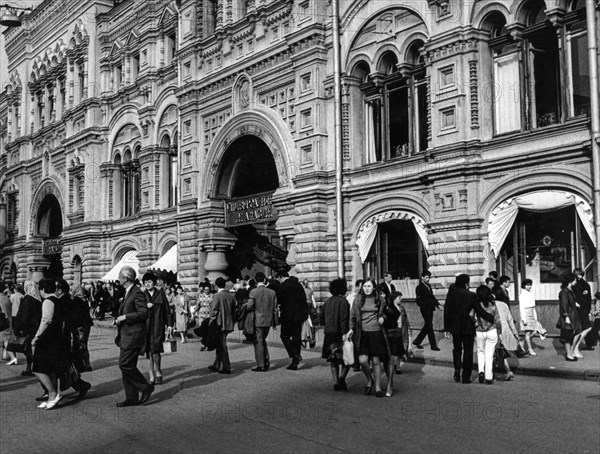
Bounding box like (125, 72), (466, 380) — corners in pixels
(173, 285), (189, 343)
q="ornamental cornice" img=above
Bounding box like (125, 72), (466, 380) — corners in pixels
(425, 37), (480, 63)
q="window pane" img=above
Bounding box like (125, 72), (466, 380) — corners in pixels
(528, 28), (560, 127)
(365, 99), (382, 163)
(493, 52), (521, 134)
(570, 32), (590, 116)
(388, 86), (409, 159)
(416, 82), (428, 151)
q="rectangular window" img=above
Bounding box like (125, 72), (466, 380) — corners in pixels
(300, 73), (312, 92)
(300, 109), (312, 128)
(493, 52), (521, 134)
(184, 61), (191, 77)
(388, 85), (410, 159)
(527, 28), (560, 128)
(440, 106), (456, 130)
(439, 65), (455, 88)
(184, 120), (192, 136)
(131, 53), (140, 80)
(115, 63), (122, 88)
(567, 31), (590, 117)
(166, 32), (176, 64)
(365, 98), (382, 164)
(301, 145), (313, 164)
(416, 79), (428, 152)
(271, 26), (279, 41)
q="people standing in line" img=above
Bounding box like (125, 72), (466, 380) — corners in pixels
(173, 284), (189, 344)
(495, 296), (521, 381)
(382, 291), (405, 397)
(143, 272), (172, 385)
(31, 278), (65, 409)
(0, 282), (18, 365)
(378, 272), (396, 303)
(443, 274), (495, 384)
(276, 272), (309, 370)
(13, 281), (43, 376)
(69, 286), (94, 373)
(557, 273), (583, 361)
(475, 285), (501, 384)
(347, 279), (389, 398)
(114, 266), (153, 407)
(572, 268), (593, 351)
(493, 275), (511, 307)
(208, 277), (236, 374)
(248, 272), (278, 372)
(413, 271), (440, 351)
(519, 279), (547, 356)
(322, 278), (351, 391)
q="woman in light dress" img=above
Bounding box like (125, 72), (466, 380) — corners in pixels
(519, 279), (547, 355)
(173, 285), (189, 344)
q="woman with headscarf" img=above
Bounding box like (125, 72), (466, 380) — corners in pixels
(13, 281), (43, 376)
(70, 286), (94, 372)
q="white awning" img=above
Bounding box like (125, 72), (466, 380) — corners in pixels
(101, 250), (140, 282)
(488, 190), (595, 258)
(356, 210), (429, 263)
(147, 244), (178, 274)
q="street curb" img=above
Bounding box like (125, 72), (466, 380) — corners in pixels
(94, 321), (599, 382)
(407, 355), (600, 382)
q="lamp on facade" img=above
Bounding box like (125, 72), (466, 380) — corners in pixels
(0, 4), (34, 27)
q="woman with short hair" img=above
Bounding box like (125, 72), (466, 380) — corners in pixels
(13, 281), (43, 376)
(519, 279), (546, 355)
(347, 278), (389, 397)
(558, 273), (583, 361)
(322, 278), (351, 391)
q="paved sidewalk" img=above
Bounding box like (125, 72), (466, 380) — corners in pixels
(94, 318), (600, 381)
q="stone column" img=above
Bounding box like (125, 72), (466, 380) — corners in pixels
(198, 227), (237, 281)
(28, 262), (49, 283)
(0, 194), (6, 245)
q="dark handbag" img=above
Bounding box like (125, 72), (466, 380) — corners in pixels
(7, 334), (29, 353)
(187, 318), (197, 329)
(327, 342), (344, 362)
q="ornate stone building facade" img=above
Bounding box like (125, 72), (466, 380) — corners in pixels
(0, 0), (597, 306)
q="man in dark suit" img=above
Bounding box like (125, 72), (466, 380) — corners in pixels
(413, 271), (440, 351)
(248, 272), (278, 371)
(443, 274), (495, 384)
(115, 266), (153, 407)
(378, 272), (396, 303)
(209, 277), (237, 374)
(277, 272), (308, 370)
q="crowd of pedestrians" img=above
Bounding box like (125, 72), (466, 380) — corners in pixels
(1, 265), (599, 408)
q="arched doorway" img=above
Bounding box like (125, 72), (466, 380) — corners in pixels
(72, 255), (82, 288)
(216, 135), (289, 279)
(36, 194), (64, 280)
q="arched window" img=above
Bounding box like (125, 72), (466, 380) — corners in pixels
(169, 133), (179, 207)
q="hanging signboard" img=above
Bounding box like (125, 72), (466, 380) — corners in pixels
(224, 191), (277, 227)
(42, 238), (62, 256)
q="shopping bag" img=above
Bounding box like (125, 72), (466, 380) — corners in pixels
(163, 333), (177, 353)
(343, 338), (354, 366)
(7, 334), (29, 353)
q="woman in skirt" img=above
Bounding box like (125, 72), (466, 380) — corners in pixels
(382, 291), (405, 397)
(321, 278), (351, 391)
(558, 273), (583, 361)
(519, 279), (547, 355)
(173, 284), (189, 343)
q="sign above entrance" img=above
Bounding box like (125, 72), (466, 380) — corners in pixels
(224, 192), (277, 227)
(42, 238), (62, 256)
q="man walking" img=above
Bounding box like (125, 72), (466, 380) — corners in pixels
(249, 272), (278, 372)
(379, 272), (396, 303)
(208, 277), (236, 374)
(444, 274), (495, 384)
(277, 272), (308, 370)
(413, 271), (440, 351)
(115, 266), (153, 407)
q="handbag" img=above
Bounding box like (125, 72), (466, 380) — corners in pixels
(327, 342), (343, 362)
(343, 338), (354, 366)
(162, 332), (177, 353)
(7, 334), (29, 353)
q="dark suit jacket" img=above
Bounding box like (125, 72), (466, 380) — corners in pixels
(249, 285), (277, 328)
(13, 295), (42, 338)
(144, 289), (171, 352)
(210, 290), (237, 333)
(573, 279), (592, 313)
(416, 282), (439, 311)
(443, 286), (494, 335)
(379, 282), (396, 301)
(117, 285), (149, 350)
(277, 278), (308, 322)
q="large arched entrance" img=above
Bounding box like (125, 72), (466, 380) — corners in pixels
(36, 194), (64, 280)
(216, 135), (289, 279)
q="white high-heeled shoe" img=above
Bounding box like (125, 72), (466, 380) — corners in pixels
(6, 358), (18, 365)
(528, 350), (537, 356)
(45, 394), (62, 410)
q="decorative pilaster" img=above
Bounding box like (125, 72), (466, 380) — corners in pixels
(426, 74), (432, 142)
(469, 60), (479, 129)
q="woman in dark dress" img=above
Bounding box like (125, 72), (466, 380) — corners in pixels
(321, 278), (351, 391)
(382, 291), (405, 397)
(143, 272), (172, 384)
(558, 273), (583, 361)
(13, 281), (43, 376)
(31, 278), (66, 410)
(69, 286), (94, 372)
(347, 278), (390, 398)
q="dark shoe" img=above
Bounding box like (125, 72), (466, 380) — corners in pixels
(139, 385), (155, 404)
(395, 369), (403, 375)
(35, 393), (49, 402)
(412, 343), (424, 349)
(116, 399), (139, 408)
(478, 372), (485, 384)
(251, 367), (265, 372)
(364, 385), (372, 395)
(208, 365), (219, 372)
(431, 347), (440, 351)
(155, 376), (163, 385)
(77, 381), (91, 400)
(218, 370), (232, 374)
(375, 390), (384, 398)
(21, 370), (34, 376)
(485, 379), (494, 385)
(333, 383), (342, 391)
(565, 356), (578, 362)
(454, 370), (460, 382)
(286, 363), (298, 371)
(462, 379), (472, 384)
(339, 379), (348, 391)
